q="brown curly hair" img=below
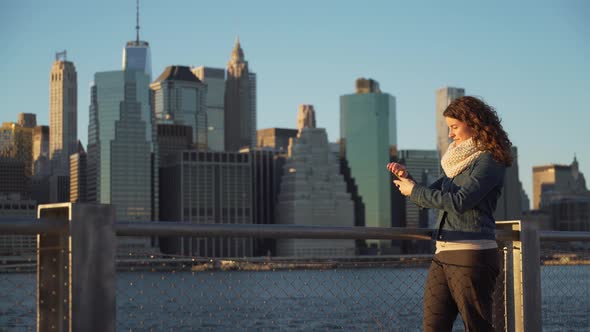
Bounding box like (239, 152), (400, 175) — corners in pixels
(443, 96), (513, 166)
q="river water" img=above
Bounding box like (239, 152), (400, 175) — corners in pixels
(1, 265), (588, 331)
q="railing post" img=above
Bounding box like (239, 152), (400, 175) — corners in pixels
(517, 219), (542, 331)
(38, 203), (116, 332)
(37, 204), (69, 332)
(496, 221), (517, 332)
(496, 220), (542, 331)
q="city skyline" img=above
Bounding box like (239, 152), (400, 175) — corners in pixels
(1, 0), (588, 207)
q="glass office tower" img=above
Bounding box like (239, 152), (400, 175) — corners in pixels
(340, 79), (395, 249)
(88, 70), (153, 225)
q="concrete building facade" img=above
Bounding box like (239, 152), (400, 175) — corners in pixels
(276, 106), (355, 257)
(49, 53), (77, 176)
(533, 156), (587, 209)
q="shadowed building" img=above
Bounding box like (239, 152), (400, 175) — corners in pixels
(340, 78), (395, 250)
(0, 158), (28, 196)
(0, 194), (36, 256)
(32, 126), (50, 177)
(396, 150), (440, 254)
(17, 113), (36, 128)
(160, 151), (253, 257)
(398, 149), (440, 229)
(224, 38), (256, 151)
(156, 124), (193, 167)
(246, 148), (285, 256)
(192, 66), (225, 151)
(151, 66), (207, 149)
(495, 147), (526, 220)
(257, 128), (298, 153)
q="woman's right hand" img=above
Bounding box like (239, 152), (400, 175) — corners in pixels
(386, 162), (408, 179)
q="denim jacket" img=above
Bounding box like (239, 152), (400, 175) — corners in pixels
(409, 152), (506, 241)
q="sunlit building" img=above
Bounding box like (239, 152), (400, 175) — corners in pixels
(49, 51), (77, 176)
(436, 86), (464, 158)
(0, 122), (33, 177)
(257, 128), (298, 153)
(276, 105), (355, 257)
(340, 78), (395, 250)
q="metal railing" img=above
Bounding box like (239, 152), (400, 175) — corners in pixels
(1, 203), (589, 331)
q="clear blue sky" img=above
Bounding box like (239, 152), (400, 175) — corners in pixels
(1, 0), (588, 207)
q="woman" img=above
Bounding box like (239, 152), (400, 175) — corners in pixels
(387, 96), (512, 332)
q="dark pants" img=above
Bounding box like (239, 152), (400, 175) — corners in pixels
(423, 249), (499, 332)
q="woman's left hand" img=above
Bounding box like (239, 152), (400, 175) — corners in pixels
(393, 177), (415, 197)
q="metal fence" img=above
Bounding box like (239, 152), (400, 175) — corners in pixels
(1, 203), (589, 331)
(538, 235), (590, 331)
(115, 252), (434, 331)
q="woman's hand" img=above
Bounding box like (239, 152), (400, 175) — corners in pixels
(386, 162), (408, 179)
(393, 177), (415, 197)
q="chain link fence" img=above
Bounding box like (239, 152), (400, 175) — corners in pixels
(1, 219), (590, 331)
(115, 249), (492, 331)
(540, 243), (590, 331)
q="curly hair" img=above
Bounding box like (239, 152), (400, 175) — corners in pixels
(443, 96), (513, 166)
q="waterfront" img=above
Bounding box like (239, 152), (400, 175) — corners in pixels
(1, 265), (589, 331)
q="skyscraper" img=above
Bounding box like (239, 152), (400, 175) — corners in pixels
(340, 78), (395, 250)
(436, 86), (464, 157)
(224, 38), (256, 151)
(192, 66), (225, 151)
(151, 66), (207, 149)
(122, 0), (151, 78)
(87, 70), (153, 228)
(276, 106), (355, 257)
(49, 51), (77, 176)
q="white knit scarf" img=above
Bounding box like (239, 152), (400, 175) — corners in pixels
(441, 138), (483, 178)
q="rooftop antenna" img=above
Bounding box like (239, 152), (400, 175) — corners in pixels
(55, 50), (67, 62)
(135, 0), (140, 43)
